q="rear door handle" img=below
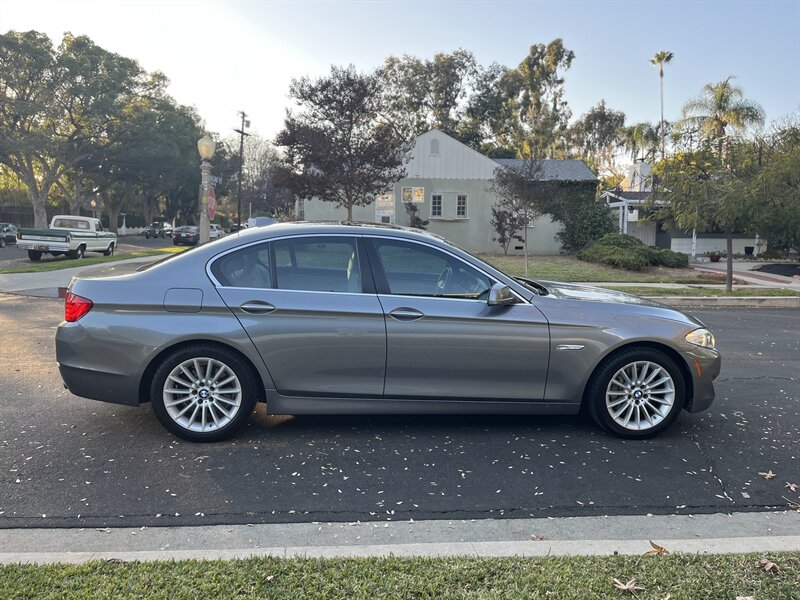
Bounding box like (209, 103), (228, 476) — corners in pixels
(239, 301), (276, 314)
(389, 307), (424, 321)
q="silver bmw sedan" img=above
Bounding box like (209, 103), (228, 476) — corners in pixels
(56, 223), (720, 442)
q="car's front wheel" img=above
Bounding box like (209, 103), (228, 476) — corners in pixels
(586, 348), (685, 439)
(150, 345), (258, 442)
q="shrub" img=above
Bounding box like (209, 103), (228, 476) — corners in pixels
(577, 233), (689, 271)
(651, 247), (689, 268)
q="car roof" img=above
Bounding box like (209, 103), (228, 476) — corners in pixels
(232, 221), (445, 244)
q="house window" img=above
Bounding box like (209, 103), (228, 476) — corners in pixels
(430, 138), (440, 156)
(431, 194), (443, 218)
(456, 195), (468, 219)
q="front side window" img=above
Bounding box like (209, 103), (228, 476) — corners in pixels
(372, 239), (492, 300)
(431, 194), (442, 218)
(211, 243), (272, 289)
(273, 236), (362, 293)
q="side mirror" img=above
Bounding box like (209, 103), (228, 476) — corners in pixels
(487, 282), (516, 306)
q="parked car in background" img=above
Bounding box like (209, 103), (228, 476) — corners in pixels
(56, 223), (720, 442)
(17, 215), (116, 261)
(173, 225), (199, 246)
(210, 224), (225, 240)
(0, 223), (19, 247)
(144, 222), (173, 239)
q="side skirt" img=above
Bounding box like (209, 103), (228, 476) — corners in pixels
(265, 390), (580, 416)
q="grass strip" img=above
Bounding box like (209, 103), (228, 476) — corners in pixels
(602, 286), (800, 297)
(1, 552), (798, 599)
(0, 248), (183, 274)
(479, 254), (714, 284)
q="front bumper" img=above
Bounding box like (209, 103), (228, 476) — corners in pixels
(684, 347), (721, 413)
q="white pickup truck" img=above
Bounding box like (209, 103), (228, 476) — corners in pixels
(17, 216), (117, 261)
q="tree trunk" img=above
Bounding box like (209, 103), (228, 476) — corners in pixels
(725, 229), (733, 293)
(67, 173), (83, 215)
(346, 202), (353, 222)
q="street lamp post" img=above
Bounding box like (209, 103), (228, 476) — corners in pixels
(197, 135), (215, 244)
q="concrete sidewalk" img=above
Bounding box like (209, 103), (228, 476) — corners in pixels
(1, 511), (798, 564)
(692, 260), (800, 290)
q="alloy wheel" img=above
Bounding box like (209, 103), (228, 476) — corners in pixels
(605, 360), (675, 431)
(163, 357), (242, 432)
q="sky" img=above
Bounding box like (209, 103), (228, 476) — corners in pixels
(2, 0), (799, 143)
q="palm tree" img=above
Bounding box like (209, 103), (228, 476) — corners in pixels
(650, 51), (674, 159)
(679, 78), (765, 290)
(681, 77), (765, 146)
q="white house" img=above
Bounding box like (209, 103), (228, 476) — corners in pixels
(302, 129), (598, 255)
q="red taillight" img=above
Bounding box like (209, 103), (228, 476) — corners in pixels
(65, 292), (93, 322)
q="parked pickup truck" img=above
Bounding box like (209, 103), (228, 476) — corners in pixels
(17, 215), (117, 261)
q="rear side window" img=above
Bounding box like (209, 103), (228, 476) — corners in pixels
(273, 236), (362, 293)
(211, 243), (272, 289)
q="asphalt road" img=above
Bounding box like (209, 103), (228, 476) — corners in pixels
(0, 298), (798, 529)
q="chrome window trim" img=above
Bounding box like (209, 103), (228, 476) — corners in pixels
(206, 231), (527, 304)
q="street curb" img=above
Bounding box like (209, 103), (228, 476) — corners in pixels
(2, 512), (799, 564)
(3, 537), (799, 565)
(644, 296), (800, 308)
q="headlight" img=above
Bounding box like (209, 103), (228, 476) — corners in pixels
(685, 328), (716, 349)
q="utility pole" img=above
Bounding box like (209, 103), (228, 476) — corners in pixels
(234, 111), (250, 228)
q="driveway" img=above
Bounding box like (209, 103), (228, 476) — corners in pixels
(0, 296), (797, 528)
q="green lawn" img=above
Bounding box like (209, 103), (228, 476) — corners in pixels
(0, 248), (183, 274)
(1, 553), (798, 599)
(480, 254), (714, 283)
(602, 286), (800, 297)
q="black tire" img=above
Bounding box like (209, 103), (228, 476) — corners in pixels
(585, 347), (685, 439)
(28, 250), (42, 261)
(68, 245), (85, 260)
(145, 232), (151, 239)
(103, 243), (115, 256)
(0, 237), (6, 248)
(149, 344), (258, 442)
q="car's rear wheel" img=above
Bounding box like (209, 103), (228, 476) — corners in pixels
(150, 345), (258, 442)
(28, 250), (42, 261)
(586, 348), (685, 439)
(0, 237), (6, 248)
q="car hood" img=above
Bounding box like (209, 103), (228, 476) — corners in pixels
(536, 280), (705, 327)
(539, 281), (663, 306)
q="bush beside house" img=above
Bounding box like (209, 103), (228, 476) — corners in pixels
(577, 233), (689, 271)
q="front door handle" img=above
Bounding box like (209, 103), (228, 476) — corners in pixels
(389, 307), (424, 321)
(240, 301), (276, 314)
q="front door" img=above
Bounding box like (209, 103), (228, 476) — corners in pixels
(212, 236), (386, 397)
(367, 237), (550, 401)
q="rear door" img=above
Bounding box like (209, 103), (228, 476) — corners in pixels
(212, 235), (386, 397)
(367, 236), (550, 401)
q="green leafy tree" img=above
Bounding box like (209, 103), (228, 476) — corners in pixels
(568, 100), (626, 182)
(650, 50), (674, 158)
(622, 122), (660, 163)
(750, 120), (800, 256)
(465, 40), (575, 159)
(0, 31), (156, 227)
(274, 65), (408, 222)
(492, 158), (611, 253)
(380, 50), (478, 143)
(404, 202), (429, 230)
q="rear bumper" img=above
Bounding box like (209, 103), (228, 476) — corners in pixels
(685, 347), (721, 413)
(18, 241), (70, 252)
(59, 363), (140, 406)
